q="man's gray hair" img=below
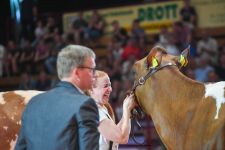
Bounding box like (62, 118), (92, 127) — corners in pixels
(57, 45), (96, 80)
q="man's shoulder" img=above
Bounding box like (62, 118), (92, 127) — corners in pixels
(49, 87), (94, 105)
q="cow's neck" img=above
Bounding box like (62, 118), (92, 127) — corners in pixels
(149, 69), (205, 149)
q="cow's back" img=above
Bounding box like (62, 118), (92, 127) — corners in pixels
(0, 90), (42, 150)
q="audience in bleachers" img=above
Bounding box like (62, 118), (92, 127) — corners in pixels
(71, 11), (88, 44)
(215, 48), (225, 80)
(194, 55), (214, 82)
(196, 29), (218, 65)
(111, 20), (129, 47)
(0, 1), (225, 148)
(85, 10), (106, 43)
(18, 72), (36, 90)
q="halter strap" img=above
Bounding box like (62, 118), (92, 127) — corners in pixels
(131, 62), (177, 92)
(130, 62), (177, 145)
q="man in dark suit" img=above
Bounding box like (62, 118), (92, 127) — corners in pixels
(15, 45), (99, 150)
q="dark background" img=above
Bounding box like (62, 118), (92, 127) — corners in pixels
(0, 0), (10, 44)
(37, 0), (143, 12)
(0, 0), (144, 44)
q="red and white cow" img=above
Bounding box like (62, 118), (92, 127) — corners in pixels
(0, 90), (43, 150)
(133, 46), (225, 150)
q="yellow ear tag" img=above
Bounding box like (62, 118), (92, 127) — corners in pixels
(152, 57), (158, 68)
(179, 55), (188, 67)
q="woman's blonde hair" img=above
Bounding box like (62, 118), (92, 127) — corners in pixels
(86, 70), (115, 122)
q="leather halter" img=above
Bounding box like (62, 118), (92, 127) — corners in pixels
(129, 62), (178, 145)
(131, 62), (177, 93)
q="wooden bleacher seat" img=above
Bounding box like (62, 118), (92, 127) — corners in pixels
(193, 27), (225, 48)
(0, 76), (20, 91)
(91, 34), (112, 48)
(194, 27), (225, 38)
(94, 47), (108, 58)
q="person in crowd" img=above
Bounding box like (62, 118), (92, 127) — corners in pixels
(131, 19), (146, 41)
(194, 55), (214, 82)
(35, 70), (51, 90)
(87, 70), (137, 150)
(0, 45), (5, 77)
(111, 20), (128, 47)
(3, 44), (20, 77)
(15, 45), (100, 150)
(18, 72), (36, 90)
(196, 30), (218, 65)
(171, 21), (190, 50)
(85, 10), (106, 42)
(121, 36), (141, 61)
(207, 70), (219, 82)
(72, 11), (88, 44)
(179, 0), (197, 29)
(215, 48), (225, 80)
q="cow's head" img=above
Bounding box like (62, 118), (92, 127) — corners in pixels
(132, 45), (189, 113)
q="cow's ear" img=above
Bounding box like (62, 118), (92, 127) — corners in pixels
(147, 48), (162, 69)
(178, 45), (190, 67)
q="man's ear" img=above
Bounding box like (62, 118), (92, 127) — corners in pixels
(72, 67), (80, 80)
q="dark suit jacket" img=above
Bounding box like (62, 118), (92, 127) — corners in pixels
(15, 81), (99, 150)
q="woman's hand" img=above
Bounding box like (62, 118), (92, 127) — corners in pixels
(123, 94), (137, 111)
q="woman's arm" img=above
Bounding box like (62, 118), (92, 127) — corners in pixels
(98, 94), (136, 144)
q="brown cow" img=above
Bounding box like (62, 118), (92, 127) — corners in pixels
(0, 90), (43, 150)
(133, 46), (225, 150)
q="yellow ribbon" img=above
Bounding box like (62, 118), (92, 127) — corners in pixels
(179, 55), (188, 67)
(152, 57), (158, 68)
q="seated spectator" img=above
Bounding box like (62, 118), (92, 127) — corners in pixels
(215, 48), (225, 80)
(18, 72), (36, 90)
(110, 80), (122, 104)
(185, 68), (196, 80)
(45, 16), (57, 35)
(85, 10), (106, 42)
(131, 19), (146, 40)
(44, 36), (62, 75)
(19, 38), (35, 74)
(186, 31), (197, 57)
(158, 26), (171, 46)
(157, 27), (179, 56)
(34, 37), (53, 73)
(207, 70), (219, 82)
(53, 33), (65, 50)
(171, 21), (190, 50)
(130, 19), (147, 47)
(111, 20), (128, 47)
(72, 11), (88, 44)
(0, 45), (5, 77)
(122, 55), (136, 81)
(107, 38), (123, 61)
(35, 70), (51, 90)
(3, 41), (20, 77)
(138, 34), (148, 58)
(121, 37), (141, 60)
(34, 19), (47, 41)
(64, 32), (76, 45)
(110, 60), (122, 81)
(179, 0), (197, 30)
(196, 30), (218, 65)
(194, 56), (214, 82)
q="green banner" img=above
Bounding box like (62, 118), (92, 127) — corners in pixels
(63, 1), (183, 34)
(192, 0), (225, 28)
